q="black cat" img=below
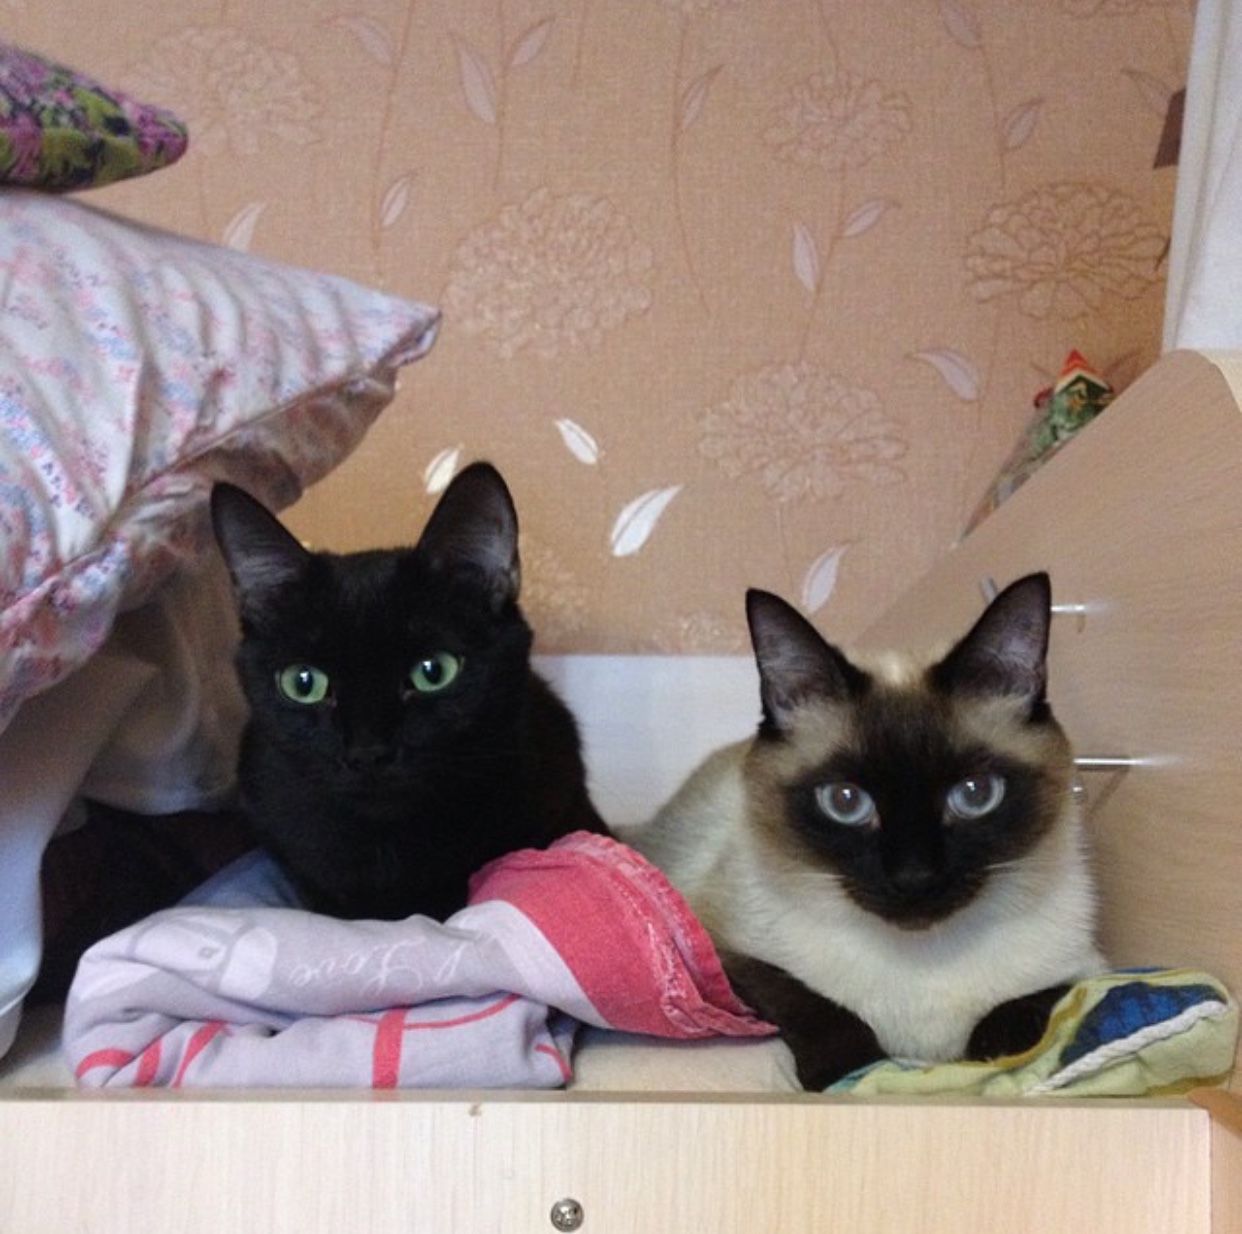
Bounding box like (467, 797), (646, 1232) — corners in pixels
(211, 461), (607, 921)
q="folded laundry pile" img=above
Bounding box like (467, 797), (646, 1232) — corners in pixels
(63, 832), (771, 1089)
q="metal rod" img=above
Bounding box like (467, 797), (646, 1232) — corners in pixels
(980, 577), (1087, 621)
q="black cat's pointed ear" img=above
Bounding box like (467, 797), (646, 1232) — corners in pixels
(932, 572), (1052, 706)
(210, 483), (310, 609)
(417, 461), (520, 608)
(745, 589), (867, 732)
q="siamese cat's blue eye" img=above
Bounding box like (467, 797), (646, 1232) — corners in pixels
(946, 773), (1006, 820)
(410, 652), (464, 694)
(815, 782), (876, 827)
(278, 665), (330, 705)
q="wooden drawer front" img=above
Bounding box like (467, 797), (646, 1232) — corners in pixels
(0, 1094), (1212, 1233)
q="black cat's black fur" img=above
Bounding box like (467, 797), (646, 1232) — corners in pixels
(211, 462), (607, 921)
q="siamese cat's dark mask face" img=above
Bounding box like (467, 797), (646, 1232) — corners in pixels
(744, 575), (1075, 928)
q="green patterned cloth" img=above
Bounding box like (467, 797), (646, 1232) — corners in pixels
(829, 969), (1237, 1098)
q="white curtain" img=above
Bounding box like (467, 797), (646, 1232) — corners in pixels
(1163, 0), (1242, 350)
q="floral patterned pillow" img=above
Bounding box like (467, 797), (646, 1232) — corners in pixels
(0, 43), (188, 190)
(0, 189), (440, 735)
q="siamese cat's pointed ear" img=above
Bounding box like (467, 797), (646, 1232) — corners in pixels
(211, 483), (310, 608)
(746, 589), (867, 731)
(933, 572), (1052, 707)
(417, 461), (520, 608)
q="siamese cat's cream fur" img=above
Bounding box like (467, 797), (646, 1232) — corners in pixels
(636, 574), (1105, 1089)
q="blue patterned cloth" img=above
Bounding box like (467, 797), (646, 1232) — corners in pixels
(828, 969), (1237, 1098)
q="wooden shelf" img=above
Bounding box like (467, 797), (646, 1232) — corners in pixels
(0, 1091), (1219, 1233)
(3, 351), (1239, 1232)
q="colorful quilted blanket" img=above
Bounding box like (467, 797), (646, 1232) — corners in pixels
(829, 969), (1237, 1098)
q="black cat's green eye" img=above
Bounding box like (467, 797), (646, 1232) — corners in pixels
(815, 782), (876, 827)
(946, 773), (1006, 820)
(278, 664), (331, 705)
(409, 652), (464, 695)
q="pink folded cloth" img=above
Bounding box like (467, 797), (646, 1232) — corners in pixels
(63, 831), (773, 1089)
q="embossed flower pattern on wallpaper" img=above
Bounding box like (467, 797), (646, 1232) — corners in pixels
(965, 183), (1168, 319)
(516, 535), (590, 647)
(659, 0), (746, 14)
(699, 364), (906, 503)
(8, 0), (1192, 653)
(1057, 0), (1182, 13)
(132, 27), (322, 156)
(764, 71), (913, 172)
(444, 189), (655, 359)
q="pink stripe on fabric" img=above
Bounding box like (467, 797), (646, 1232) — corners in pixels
(135, 1039), (163, 1087)
(371, 996), (528, 1086)
(172, 1021), (228, 1088)
(351, 994), (523, 1036)
(402, 993), (522, 1031)
(75, 1047), (136, 1081)
(372, 1008), (406, 1089)
(535, 1041), (573, 1084)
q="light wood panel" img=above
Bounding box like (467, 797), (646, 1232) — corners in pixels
(860, 349), (1242, 1084)
(0, 1093), (1212, 1234)
(1192, 1089), (1242, 1228)
(1213, 1119), (1242, 1234)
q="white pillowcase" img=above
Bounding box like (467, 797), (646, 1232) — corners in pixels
(0, 188), (439, 736)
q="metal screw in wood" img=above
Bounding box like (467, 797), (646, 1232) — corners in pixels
(550, 1197), (585, 1230)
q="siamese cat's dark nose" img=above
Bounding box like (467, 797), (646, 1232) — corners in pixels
(887, 860), (940, 894)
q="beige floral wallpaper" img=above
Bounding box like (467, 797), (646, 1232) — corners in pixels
(8, 0), (1192, 653)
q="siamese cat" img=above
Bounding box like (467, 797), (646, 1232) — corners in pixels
(211, 461), (607, 922)
(635, 574), (1105, 1089)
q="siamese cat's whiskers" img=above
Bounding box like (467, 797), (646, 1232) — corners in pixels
(984, 855), (1043, 875)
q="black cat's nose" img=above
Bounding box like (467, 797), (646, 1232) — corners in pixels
(344, 742), (396, 772)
